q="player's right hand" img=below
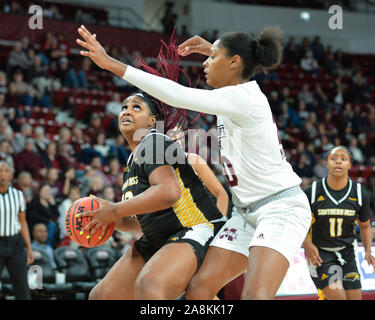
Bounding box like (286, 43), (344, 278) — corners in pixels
(305, 242), (323, 267)
(76, 25), (110, 70)
(177, 35), (212, 57)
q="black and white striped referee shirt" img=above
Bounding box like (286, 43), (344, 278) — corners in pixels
(0, 186), (26, 237)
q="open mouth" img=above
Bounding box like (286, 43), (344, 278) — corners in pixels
(121, 117), (132, 125)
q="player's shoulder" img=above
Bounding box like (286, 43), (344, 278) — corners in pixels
(137, 129), (172, 151)
(304, 178), (323, 193)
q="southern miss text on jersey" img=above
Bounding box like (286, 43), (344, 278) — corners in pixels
(121, 129), (223, 248)
(304, 178), (370, 249)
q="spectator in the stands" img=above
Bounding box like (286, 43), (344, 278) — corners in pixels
(45, 35), (66, 67)
(268, 90), (282, 116)
(43, 4), (63, 21)
(60, 166), (78, 197)
(71, 127), (90, 163)
(29, 54), (59, 96)
(105, 92), (122, 117)
(300, 50), (319, 75)
(0, 71), (7, 95)
(12, 123), (32, 154)
(161, 1), (177, 35)
(56, 32), (70, 57)
(298, 83), (315, 108)
(117, 45), (135, 66)
(313, 156), (329, 179)
(280, 102), (302, 128)
(56, 141), (80, 171)
(93, 132), (111, 165)
(349, 136), (365, 164)
(15, 138), (47, 180)
(297, 101), (310, 122)
(351, 74), (372, 103)
(83, 113), (104, 144)
(55, 57), (85, 89)
(57, 184), (81, 246)
(333, 78), (347, 105)
(113, 172), (123, 202)
(31, 223), (57, 269)
(0, 94), (7, 119)
(300, 37), (312, 58)
(324, 52), (341, 76)
(5, 1), (23, 15)
(358, 133), (375, 165)
(41, 141), (60, 169)
(44, 167), (62, 199)
(280, 86), (296, 109)
(7, 42), (30, 76)
(313, 83), (328, 107)
(103, 158), (120, 186)
(108, 133), (130, 166)
(0, 139), (14, 168)
(34, 126), (50, 154)
(8, 69), (37, 106)
(335, 49), (353, 73)
(283, 36), (300, 63)
(0, 118), (13, 142)
(310, 36), (325, 62)
(293, 153), (314, 180)
(87, 175), (104, 198)
(16, 171), (34, 203)
(27, 183), (59, 247)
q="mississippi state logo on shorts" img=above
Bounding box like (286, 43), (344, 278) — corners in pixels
(219, 228), (238, 241)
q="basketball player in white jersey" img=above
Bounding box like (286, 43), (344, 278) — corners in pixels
(76, 25), (312, 300)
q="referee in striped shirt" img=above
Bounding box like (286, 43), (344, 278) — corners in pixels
(0, 161), (34, 299)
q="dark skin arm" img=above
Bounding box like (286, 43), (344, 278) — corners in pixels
(79, 165), (181, 237)
(359, 220), (375, 272)
(18, 212), (34, 265)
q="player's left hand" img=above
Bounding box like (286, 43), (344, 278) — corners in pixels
(76, 25), (110, 70)
(78, 197), (117, 238)
(365, 252), (375, 274)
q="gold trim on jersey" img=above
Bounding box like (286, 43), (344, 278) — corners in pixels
(307, 213), (316, 240)
(172, 168), (213, 230)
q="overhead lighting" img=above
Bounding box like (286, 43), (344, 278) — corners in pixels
(300, 11), (311, 22)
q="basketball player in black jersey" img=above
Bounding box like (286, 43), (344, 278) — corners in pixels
(303, 146), (375, 300)
(78, 92), (225, 300)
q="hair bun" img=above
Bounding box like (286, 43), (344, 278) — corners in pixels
(255, 26), (283, 69)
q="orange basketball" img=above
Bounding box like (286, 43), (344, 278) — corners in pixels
(65, 197), (115, 248)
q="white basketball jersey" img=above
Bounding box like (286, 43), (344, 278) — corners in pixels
(216, 81), (301, 207)
(122, 66), (302, 208)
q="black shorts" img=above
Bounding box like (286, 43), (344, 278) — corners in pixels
(134, 220), (225, 269)
(308, 246), (361, 290)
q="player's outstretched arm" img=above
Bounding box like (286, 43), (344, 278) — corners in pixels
(76, 25), (244, 118)
(76, 25), (127, 78)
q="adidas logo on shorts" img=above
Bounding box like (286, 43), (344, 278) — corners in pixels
(256, 233), (264, 239)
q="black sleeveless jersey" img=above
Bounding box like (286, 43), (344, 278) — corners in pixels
(121, 129), (223, 248)
(304, 178), (370, 249)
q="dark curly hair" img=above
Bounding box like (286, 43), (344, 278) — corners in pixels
(219, 26), (283, 79)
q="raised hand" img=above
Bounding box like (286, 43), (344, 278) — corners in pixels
(177, 35), (212, 57)
(76, 25), (110, 70)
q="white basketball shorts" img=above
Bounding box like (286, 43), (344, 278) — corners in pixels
(209, 191), (312, 265)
